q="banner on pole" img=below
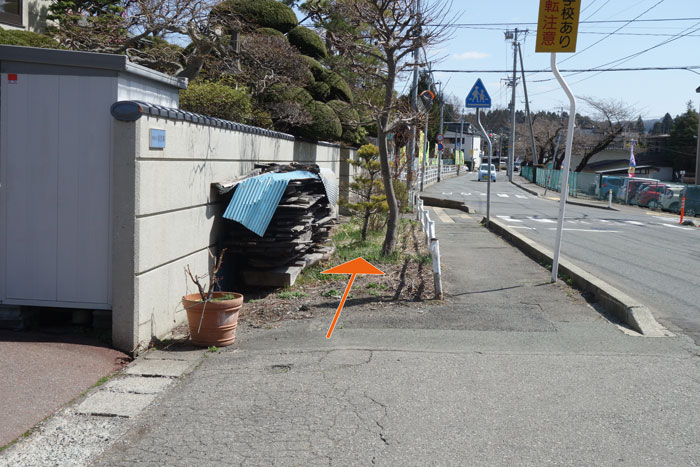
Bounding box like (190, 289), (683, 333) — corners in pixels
(535, 0), (581, 53)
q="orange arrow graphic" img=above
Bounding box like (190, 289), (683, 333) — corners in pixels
(322, 257), (384, 339)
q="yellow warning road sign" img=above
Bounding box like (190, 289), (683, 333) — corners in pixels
(535, 0), (581, 53)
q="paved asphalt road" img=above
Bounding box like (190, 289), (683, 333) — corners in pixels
(425, 173), (700, 344)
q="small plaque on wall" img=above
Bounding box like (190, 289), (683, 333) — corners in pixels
(149, 129), (166, 149)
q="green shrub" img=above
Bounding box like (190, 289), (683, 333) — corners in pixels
(298, 101), (342, 141)
(218, 0), (297, 33)
(322, 70), (353, 103)
(265, 84), (314, 107)
(327, 100), (365, 145)
(287, 26), (327, 59)
(255, 27), (285, 37)
(180, 81), (253, 123)
(0, 30), (58, 48)
(307, 81), (331, 101)
(300, 55), (325, 80)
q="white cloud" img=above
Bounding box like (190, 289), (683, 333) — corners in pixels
(453, 51), (490, 60)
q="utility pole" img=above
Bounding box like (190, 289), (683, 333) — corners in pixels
(420, 71), (431, 191)
(437, 80), (444, 182)
(408, 0), (421, 190)
(506, 28), (520, 182)
(459, 112), (465, 172)
(518, 41), (537, 166)
(696, 86), (700, 185)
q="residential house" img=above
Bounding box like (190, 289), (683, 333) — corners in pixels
(1, 0), (52, 33)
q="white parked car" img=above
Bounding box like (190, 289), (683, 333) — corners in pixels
(658, 185), (685, 212)
(478, 163), (496, 182)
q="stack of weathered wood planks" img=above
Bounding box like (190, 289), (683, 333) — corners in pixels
(222, 165), (335, 287)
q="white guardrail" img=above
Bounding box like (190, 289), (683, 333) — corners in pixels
(410, 192), (444, 300)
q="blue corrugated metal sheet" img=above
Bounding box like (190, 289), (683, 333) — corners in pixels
(223, 171), (319, 237)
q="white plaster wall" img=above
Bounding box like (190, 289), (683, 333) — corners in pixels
(114, 114), (348, 352)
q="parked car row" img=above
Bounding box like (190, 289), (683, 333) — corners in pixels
(595, 175), (699, 216)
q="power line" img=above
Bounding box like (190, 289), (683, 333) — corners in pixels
(431, 66), (700, 73)
(528, 21), (700, 90)
(436, 17), (700, 27)
(559, 0), (667, 64)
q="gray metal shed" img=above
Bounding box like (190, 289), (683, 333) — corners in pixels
(0, 45), (186, 310)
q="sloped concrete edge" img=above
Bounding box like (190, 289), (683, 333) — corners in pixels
(420, 195), (472, 213)
(485, 218), (669, 337)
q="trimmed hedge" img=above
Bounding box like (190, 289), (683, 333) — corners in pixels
(255, 27), (285, 37)
(307, 81), (331, 101)
(287, 26), (327, 59)
(298, 101), (342, 141)
(327, 100), (365, 145)
(300, 55), (325, 80)
(321, 70), (353, 103)
(180, 81), (253, 123)
(0, 30), (58, 48)
(218, 0), (297, 33)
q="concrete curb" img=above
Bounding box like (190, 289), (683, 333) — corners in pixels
(510, 179), (619, 212)
(510, 179), (540, 197)
(485, 218), (669, 337)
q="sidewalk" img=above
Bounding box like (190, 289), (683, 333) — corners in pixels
(0, 328), (128, 449)
(511, 174), (620, 211)
(4, 188), (700, 465)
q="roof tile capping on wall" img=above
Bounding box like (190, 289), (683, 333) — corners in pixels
(111, 100), (296, 140)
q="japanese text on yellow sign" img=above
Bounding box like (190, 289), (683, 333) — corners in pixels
(535, 0), (581, 53)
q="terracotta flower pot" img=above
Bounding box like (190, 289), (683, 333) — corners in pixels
(182, 292), (244, 347)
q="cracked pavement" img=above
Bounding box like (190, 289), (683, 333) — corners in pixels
(89, 210), (700, 466)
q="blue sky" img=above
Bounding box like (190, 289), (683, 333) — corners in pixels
(420, 0), (700, 121)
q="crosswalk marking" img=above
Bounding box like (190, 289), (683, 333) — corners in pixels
(546, 228), (620, 233)
(432, 207), (454, 224)
(528, 217), (557, 224)
(515, 195), (528, 199)
(497, 193), (510, 198)
(496, 215), (523, 223)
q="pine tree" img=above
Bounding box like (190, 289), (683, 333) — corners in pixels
(340, 144), (387, 241)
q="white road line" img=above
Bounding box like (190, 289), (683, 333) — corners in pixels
(599, 219), (610, 223)
(460, 192), (472, 196)
(546, 228), (620, 233)
(510, 226), (536, 230)
(432, 207), (455, 224)
(528, 216), (557, 224)
(496, 215), (523, 223)
(624, 220), (645, 226)
(566, 220), (578, 224)
(497, 193), (510, 198)
(441, 192), (453, 195)
(579, 220), (591, 225)
(515, 195), (528, 199)
(480, 193), (486, 196)
(662, 223), (691, 230)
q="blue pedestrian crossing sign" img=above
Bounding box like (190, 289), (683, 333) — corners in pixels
(465, 78), (491, 109)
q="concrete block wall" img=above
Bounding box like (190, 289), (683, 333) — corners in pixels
(112, 112), (350, 354)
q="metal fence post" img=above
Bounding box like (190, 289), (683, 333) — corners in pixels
(430, 239), (443, 300)
(608, 189), (612, 209)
